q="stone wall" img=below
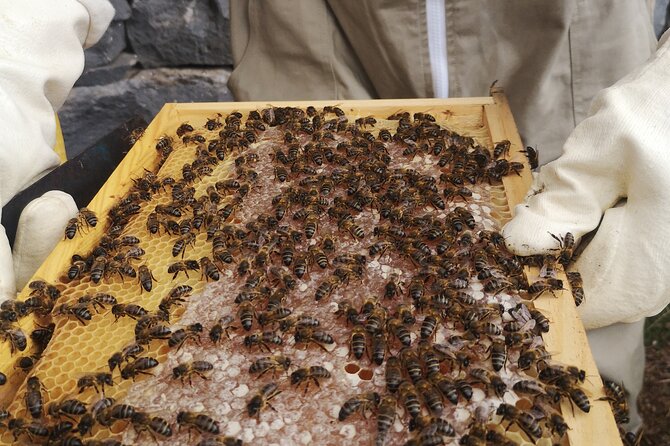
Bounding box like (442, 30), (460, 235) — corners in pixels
(60, 0), (234, 158)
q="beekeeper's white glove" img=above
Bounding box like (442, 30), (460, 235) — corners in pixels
(503, 31), (670, 330)
(0, 0), (114, 299)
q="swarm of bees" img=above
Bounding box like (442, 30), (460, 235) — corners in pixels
(0, 105), (607, 445)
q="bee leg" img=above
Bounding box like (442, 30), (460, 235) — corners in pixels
(312, 341), (330, 353)
(136, 370), (154, 379)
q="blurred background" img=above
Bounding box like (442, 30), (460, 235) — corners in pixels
(60, 1), (670, 442)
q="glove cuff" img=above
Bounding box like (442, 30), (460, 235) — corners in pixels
(13, 191), (78, 291)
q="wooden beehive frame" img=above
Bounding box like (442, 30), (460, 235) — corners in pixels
(0, 90), (620, 445)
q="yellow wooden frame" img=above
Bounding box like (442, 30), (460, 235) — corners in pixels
(5, 92), (620, 445)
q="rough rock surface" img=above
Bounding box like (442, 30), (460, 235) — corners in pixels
(110, 0), (132, 20)
(83, 20), (127, 68)
(75, 52), (138, 88)
(59, 68), (233, 158)
(127, 0), (232, 68)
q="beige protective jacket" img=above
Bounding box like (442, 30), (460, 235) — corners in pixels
(229, 0), (656, 164)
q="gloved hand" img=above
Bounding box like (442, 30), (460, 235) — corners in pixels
(0, 0), (114, 300)
(502, 30), (670, 330)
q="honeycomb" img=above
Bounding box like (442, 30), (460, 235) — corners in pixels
(0, 101), (593, 446)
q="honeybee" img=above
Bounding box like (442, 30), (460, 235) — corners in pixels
(368, 241), (394, 257)
(121, 357), (159, 380)
(408, 415), (455, 438)
(355, 116), (376, 128)
(496, 403), (543, 440)
(176, 123), (194, 137)
(548, 413), (569, 438)
(146, 212), (160, 234)
(333, 265), (364, 285)
(529, 308), (550, 333)
(237, 301), (256, 332)
(293, 252), (311, 279)
(89, 398), (117, 427)
(131, 412), (173, 440)
(167, 259), (200, 279)
(67, 259), (89, 280)
(77, 372), (113, 394)
(395, 304), (416, 325)
(566, 385), (591, 413)
(290, 366), (331, 394)
(111, 303), (148, 321)
(539, 254), (558, 279)
(398, 381), (422, 419)
(338, 217), (365, 239)
(20, 293), (52, 317)
(173, 232), (197, 258)
(407, 276), (425, 302)
(55, 302), (92, 325)
(168, 323), (203, 350)
(369, 331), (386, 366)
(381, 357), (403, 394)
(469, 368), (507, 397)
(7, 418), (50, 442)
(24, 376), (45, 418)
(348, 326), (367, 360)
(550, 232), (575, 266)
(518, 346), (551, 370)
(244, 331), (283, 352)
(416, 379), (444, 415)
(137, 265), (156, 292)
(520, 145), (539, 169)
(566, 271), (585, 306)
(176, 411), (221, 437)
(294, 327), (334, 352)
(209, 315), (238, 343)
(257, 307), (292, 328)
(30, 323), (54, 352)
(512, 379), (545, 398)
(89, 256), (107, 283)
(489, 340), (507, 372)
(108, 343), (144, 373)
(387, 318), (411, 347)
(308, 245), (329, 269)
(399, 347), (423, 384)
(338, 392), (380, 421)
(169, 284), (193, 299)
(172, 360), (214, 384)
(155, 134), (173, 155)
(384, 273), (404, 299)
(375, 394), (397, 443)
(419, 310), (441, 341)
(64, 217), (82, 239)
(247, 382), (282, 418)
(77, 293), (117, 313)
(368, 305), (388, 335)
(493, 140), (511, 159)
(249, 355), (291, 378)
(200, 256), (220, 281)
(314, 276), (341, 302)
(205, 113), (223, 130)
(527, 278), (563, 299)
(47, 398), (87, 420)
